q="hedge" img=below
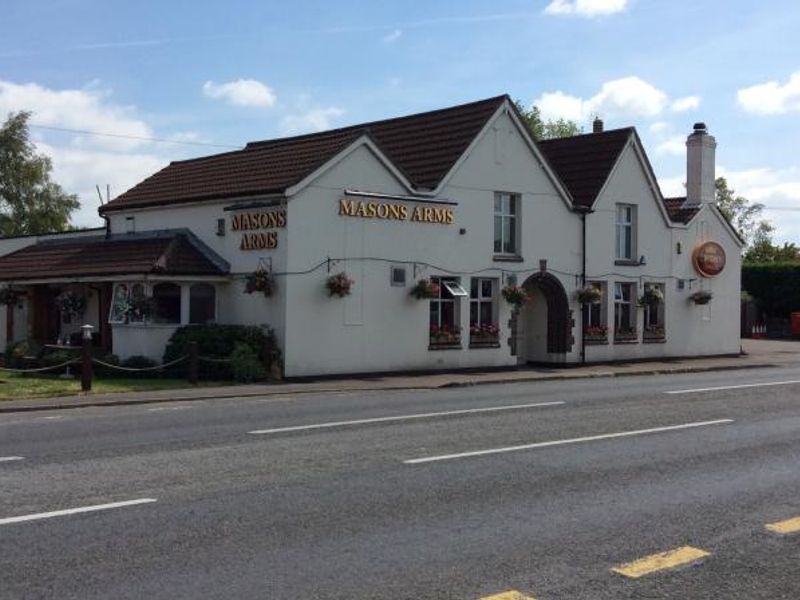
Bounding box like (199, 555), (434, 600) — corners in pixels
(162, 324), (278, 379)
(742, 264), (800, 317)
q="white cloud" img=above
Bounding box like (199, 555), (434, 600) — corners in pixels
(649, 121), (670, 135)
(534, 76), (669, 123)
(671, 96), (700, 112)
(544, 0), (628, 17)
(655, 135), (685, 156)
(0, 80), (152, 151)
(202, 79), (276, 108)
(737, 71), (800, 115)
(383, 29), (403, 43)
(281, 107), (345, 134)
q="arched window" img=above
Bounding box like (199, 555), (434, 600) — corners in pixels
(189, 284), (216, 324)
(152, 283), (181, 324)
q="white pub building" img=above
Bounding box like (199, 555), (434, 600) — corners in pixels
(0, 95), (742, 377)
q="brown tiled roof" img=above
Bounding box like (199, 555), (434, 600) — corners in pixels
(100, 95), (508, 214)
(663, 197), (701, 224)
(0, 232), (228, 281)
(537, 128), (633, 208)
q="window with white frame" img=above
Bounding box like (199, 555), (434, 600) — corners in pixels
(429, 276), (466, 346)
(615, 204), (636, 260)
(582, 281), (606, 336)
(494, 192), (519, 255)
(189, 284), (216, 324)
(469, 278), (499, 344)
(614, 282), (636, 336)
(643, 282), (665, 338)
(108, 283), (130, 324)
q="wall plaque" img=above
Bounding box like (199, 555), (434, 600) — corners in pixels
(692, 241), (726, 277)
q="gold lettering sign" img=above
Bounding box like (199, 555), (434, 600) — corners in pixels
(692, 241), (726, 277)
(231, 209), (286, 251)
(338, 198), (454, 224)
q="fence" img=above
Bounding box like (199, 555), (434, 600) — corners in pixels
(0, 341), (237, 391)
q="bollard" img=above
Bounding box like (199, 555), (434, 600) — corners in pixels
(187, 341), (198, 384)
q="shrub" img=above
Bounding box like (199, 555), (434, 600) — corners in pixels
(5, 339), (43, 369)
(118, 355), (160, 379)
(742, 264), (800, 317)
(230, 342), (267, 383)
(40, 350), (77, 369)
(94, 353), (121, 378)
(163, 324), (278, 379)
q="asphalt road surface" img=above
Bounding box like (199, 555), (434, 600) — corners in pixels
(2, 366), (800, 599)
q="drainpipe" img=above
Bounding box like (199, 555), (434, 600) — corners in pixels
(573, 205), (594, 364)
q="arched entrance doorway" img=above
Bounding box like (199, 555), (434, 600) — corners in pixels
(517, 272), (573, 364)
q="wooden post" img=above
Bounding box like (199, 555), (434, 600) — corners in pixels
(187, 341), (198, 384)
(81, 335), (92, 392)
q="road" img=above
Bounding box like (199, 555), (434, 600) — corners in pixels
(2, 366), (800, 599)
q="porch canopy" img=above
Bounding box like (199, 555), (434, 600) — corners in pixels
(0, 230), (229, 348)
(0, 230), (229, 283)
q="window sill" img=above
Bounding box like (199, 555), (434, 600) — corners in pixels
(428, 343), (462, 351)
(493, 254), (524, 263)
(469, 341), (501, 349)
(643, 337), (667, 344)
(614, 337), (639, 344)
(614, 259), (640, 266)
(584, 337), (609, 345)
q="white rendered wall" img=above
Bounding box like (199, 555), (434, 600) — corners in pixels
(581, 142), (741, 362)
(282, 111), (581, 377)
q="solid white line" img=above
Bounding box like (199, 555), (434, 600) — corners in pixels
(0, 498), (157, 526)
(0, 456), (24, 463)
(665, 380), (800, 395)
(147, 406), (192, 412)
(248, 401), (565, 435)
(403, 419), (734, 464)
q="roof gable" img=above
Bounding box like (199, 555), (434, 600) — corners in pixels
(537, 128), (633, 208)
(101, 95), (508, 214)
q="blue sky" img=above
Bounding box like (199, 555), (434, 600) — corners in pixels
(2, 0), (800, 242)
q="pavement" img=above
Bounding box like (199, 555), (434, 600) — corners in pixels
(0, 338), (797, 413)
(3, 366), (800, 598)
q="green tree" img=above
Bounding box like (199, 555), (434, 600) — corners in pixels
(744, 240), (800, 264)
(715, 176), (773, 249)
(514, 101), (580, 140)
(0, 111), (79, 236)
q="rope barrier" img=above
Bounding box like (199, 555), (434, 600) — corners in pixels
(91, 355), (188, 372)
(0, 359), (79, 374)
(197, 356), (232, 364)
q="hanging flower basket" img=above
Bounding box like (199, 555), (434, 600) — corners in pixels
(0, 287), (19, 306)
(576, 286), (602, 304)
(55, 291), (86, 321)
(245, 269), (275, 298)
(409, 278), (440, 300)
(638, 287), (664, 307)
(501, 284), (529, 309)
(689, 290), (713, 305)
(326, 272), (354, 298)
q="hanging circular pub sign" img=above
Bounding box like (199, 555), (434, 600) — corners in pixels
(692, 241), (726, 277)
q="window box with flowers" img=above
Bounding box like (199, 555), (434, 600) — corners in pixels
(469, 323), (500, 348)
(614, 326), (639, 343)
(584, 325), (609, 344)
(643, 325), (666, 342)
(325, 272), (354, 298)
(429, 324), (462, 349)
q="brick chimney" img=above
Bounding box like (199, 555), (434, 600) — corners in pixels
(685, 122), (716, 206)
(592, 116), (604, 134)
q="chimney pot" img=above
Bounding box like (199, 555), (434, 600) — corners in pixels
(592, 116), (604, 134)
